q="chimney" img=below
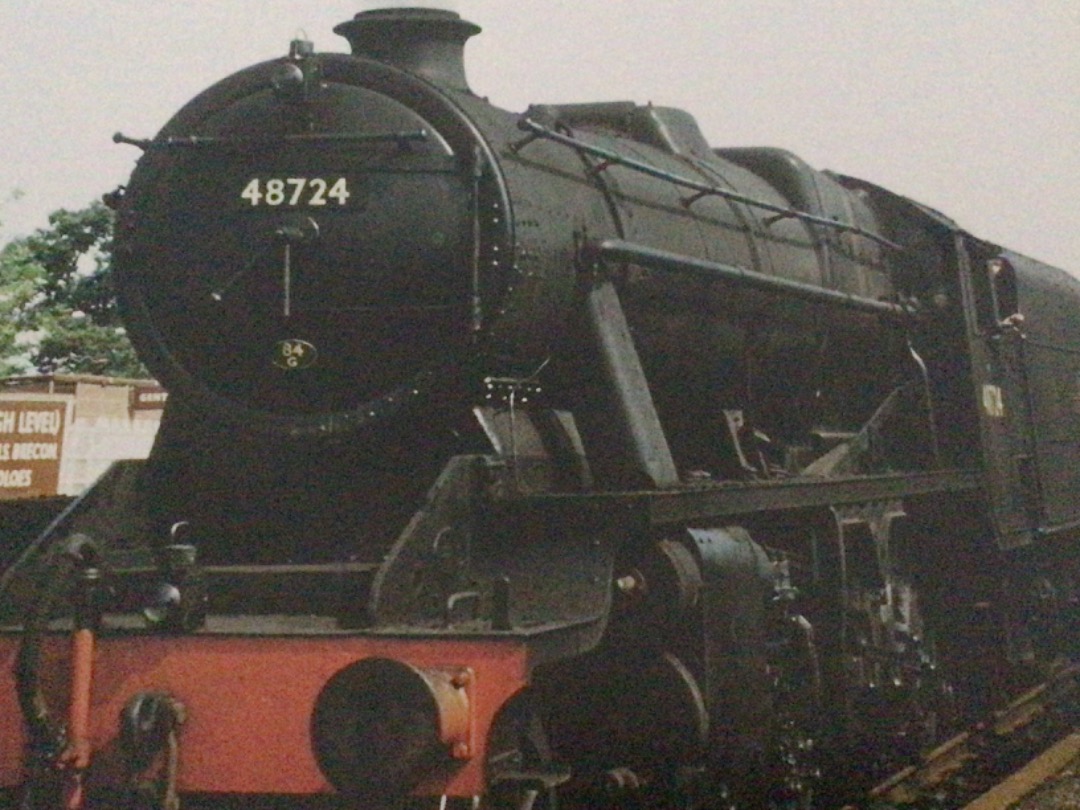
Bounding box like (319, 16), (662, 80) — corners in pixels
(334, 8), (481, 93)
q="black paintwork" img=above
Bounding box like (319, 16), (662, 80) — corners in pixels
(5, 7), (1080, 806)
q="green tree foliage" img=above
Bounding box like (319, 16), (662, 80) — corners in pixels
(0, 201), (147, 378)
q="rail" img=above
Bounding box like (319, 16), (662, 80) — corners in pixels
(113, 129), (430, 151)
(846, 663), (1080, 808)
(514, 117), (902, 251)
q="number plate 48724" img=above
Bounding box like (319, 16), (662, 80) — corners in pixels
(241, 177), (351, 207)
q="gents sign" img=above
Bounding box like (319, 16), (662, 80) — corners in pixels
(130, 386), (168, 411)
(0, 401), (68, 498)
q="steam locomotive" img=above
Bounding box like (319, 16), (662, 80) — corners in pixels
(3, 7), (1079, 808)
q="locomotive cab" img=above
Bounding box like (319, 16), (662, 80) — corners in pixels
(961, 247), (1080, 549)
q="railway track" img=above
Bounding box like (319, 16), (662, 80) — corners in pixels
(842, 663), (1080, 809)
(965, 732), (1080, 809)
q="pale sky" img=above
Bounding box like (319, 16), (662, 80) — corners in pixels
(3, 1), (1078, 274)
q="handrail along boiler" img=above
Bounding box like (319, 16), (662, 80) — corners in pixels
(2, 7), (1080, 808)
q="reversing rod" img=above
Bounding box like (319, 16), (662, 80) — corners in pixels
(586, 239), (915, 321)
